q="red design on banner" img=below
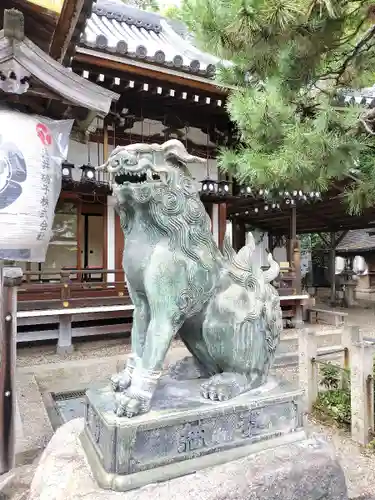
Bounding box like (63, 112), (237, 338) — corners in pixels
(36, 123), (52, 146)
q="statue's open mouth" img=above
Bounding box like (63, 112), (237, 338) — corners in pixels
(114, 170), (161, 185)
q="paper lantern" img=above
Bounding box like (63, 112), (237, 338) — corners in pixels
(0, 108), (73, 262)
(353, 255), (368, 275)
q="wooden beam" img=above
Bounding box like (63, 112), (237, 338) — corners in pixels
(49, 0), (85, 62)
(103, 123), (109, 162)
(318, 233), (330, 246)
(329, 232), (336, 304)
(293, 239), (302, 294)
(74, 53), (228, 96)
(289, 206), (297, 263)
(335, 230), (348, 247)
(232, 219), (246, 251)
(218, 203), (227, 250)
(89, 130), (217, 159)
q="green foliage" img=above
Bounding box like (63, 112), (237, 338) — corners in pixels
(124, 0), (159, 12)
(320, 363), (341, 390)
(313, 359), (375, 428)
(299, 233), (328, 252)
(181, 0), (375, 212)
(314, 389), (352, 424)
(314, 362), (351, 425)
(162, 4), (184, 20)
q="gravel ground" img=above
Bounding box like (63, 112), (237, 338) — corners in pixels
(16, 337), (185, 368)
(11, 305), (375, 498)
(306, 419), (375, 499)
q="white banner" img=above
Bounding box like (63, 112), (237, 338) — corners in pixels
(0, 108), (73, 262)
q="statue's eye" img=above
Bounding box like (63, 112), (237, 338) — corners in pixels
(112, 160), (119, 167)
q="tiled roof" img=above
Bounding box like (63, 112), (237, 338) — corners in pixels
(80, 0), (223, 78)
(336, 229), (375, 254)
(336, 85), (375, 106)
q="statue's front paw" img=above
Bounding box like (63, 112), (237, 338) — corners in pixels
(115, 393), (151, 418)
(200, 373), (250, 401)
(111, 370), (131, 392)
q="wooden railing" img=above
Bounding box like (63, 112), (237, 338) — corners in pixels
(18, 264), (301, 312)
(18, 268), (130, 311)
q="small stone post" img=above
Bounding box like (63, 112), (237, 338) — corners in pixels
(350, 329), (374, 446)
(0, 266), (23, 474)
(299, 329), (318, 413)
(341, 326), (360, 390)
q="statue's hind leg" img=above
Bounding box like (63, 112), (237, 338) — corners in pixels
(201, 317), (272, 401)
(170, 311), (221, 380)
(200, 371), (265, 401)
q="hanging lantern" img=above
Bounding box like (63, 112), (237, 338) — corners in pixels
(239, 185), (252, 196)
(80, 163), (96, 182)
(61, 160), (74, 181)
(217, 180), (231, 196)
(200, 177), (217, 194)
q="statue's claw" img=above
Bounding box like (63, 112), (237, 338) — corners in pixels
(115, 393), (151, 418)
(111, 370), (132, 392)
(200, 373), (251, 401)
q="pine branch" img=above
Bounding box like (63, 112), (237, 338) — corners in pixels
(182, 0), (375, 213)
(333, 24), (375, 84)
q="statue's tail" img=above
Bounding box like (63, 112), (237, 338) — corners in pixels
(223, 231), (263, 320)
(222, 229), (280, 285)
(263, 252), (280, 283)
(221, 229), (282, 367)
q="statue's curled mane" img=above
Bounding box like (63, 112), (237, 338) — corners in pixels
(148, 164), (221, 270)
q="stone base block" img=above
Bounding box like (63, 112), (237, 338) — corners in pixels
(56, 345), (74, 355)
(82, 377), (305, 491)
(28, 418), (348, 500)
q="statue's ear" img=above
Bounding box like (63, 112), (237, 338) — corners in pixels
(165, 153), (193, 178)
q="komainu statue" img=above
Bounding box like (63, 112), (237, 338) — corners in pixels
(98, 140), (283, 418)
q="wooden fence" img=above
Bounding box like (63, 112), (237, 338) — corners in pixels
(299, 326), (375, 446)
(18, 268), (130, 310)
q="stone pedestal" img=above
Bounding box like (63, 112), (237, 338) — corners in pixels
(343, 281), (357, 307)
(28, 418), (348, 500)
(81, 377), (306, 492)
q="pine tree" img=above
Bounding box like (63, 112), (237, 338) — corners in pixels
(181, 0), (375, 213)
(162, 4), (184, 21)
(125, 0), (159, 12)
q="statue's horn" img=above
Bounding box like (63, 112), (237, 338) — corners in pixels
(161, 139), (206, 164)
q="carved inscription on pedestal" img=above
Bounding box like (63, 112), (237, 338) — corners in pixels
(86, 404), (102, 447)
(237, 402), (298, 439)
(118, 399), (300, 475)
(177, 422), (207, 453)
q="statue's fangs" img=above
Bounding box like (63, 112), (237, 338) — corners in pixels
(97, 140), (283, 418)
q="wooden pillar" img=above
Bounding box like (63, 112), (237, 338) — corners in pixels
(268, 233), (275, 254)
(289, 206), (297, 262)
(232, 219), (246, 251)
(329, 232), (336, 304)
(0, 266), (23, 474)
(103, 122), (109, 162)
(115, 210), (125, 290)
(218, 203), (227, 250)
(293, 239), (302, 294)
(103, 122), (109, 271)
(290, 206), (301, 293)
